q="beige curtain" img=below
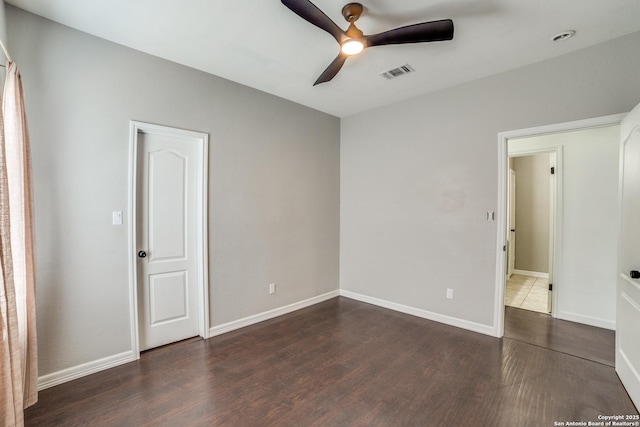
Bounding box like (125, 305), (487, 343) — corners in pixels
(0, 60), (38, 426)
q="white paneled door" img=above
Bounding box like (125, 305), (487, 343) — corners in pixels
(133, 123), (208, 351)
(617, 101), (640, 408)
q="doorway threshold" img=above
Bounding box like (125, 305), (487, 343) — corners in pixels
(504, 306), (614, 366)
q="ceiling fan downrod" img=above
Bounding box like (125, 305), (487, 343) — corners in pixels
(341, 3), (363, 22)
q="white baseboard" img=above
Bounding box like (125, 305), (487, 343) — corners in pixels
(513, 269), (549, 279)
(209, 290), (340, 337)
(36, 291), (340, 391)
(339, 290), (496, 337)
(557, 310), (615, 331)
(37, 288), (499, 391)
(38, 351), (136, 391)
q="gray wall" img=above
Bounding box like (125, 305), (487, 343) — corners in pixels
(512, 154), (550, 273)
(341, 31), (640, 328)
(7, 6), (340, 376)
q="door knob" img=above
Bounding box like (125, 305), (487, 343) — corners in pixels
(510, 229), (516, 232)
(138, 251), (147, 258)
(631, 270), (640, 279)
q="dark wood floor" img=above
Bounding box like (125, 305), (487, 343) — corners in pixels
(26, 297), (637, 426)
(504, 306), (616, 366)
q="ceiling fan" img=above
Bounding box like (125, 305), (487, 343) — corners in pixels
(281, 0), (454, 85)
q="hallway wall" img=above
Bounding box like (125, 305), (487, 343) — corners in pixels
(512, 153), (550, 274)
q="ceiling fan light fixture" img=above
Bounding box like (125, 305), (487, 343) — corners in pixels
(341, 39), (364, 55)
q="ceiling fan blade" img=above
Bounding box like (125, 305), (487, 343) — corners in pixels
(281, 0), (347, 44)
(366, 19), (454, 47)
(314, 53), (348, 86)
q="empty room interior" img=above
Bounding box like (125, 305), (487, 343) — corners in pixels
(2, 0), (640, 425)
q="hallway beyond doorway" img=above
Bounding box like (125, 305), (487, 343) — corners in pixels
(505, 274), (548, 314)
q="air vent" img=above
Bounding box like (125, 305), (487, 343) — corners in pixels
(380, 64), (415, 80)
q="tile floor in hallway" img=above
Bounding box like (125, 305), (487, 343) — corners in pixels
(505, 274), (549, 314)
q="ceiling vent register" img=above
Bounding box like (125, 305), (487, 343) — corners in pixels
(380, 64), (415, 80)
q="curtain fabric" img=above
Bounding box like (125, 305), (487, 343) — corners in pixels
(0, 61), (38, 426)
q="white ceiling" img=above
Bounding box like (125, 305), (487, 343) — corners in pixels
(7, 0), (640, 117)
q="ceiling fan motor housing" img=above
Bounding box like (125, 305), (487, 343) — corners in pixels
(342, 3), (363, 22)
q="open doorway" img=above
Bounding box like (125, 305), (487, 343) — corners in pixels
(505, 151), (554, 315)
(495, 114), (624, 338)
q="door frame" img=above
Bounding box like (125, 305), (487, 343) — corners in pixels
(128, 121), (210, 357)
(494, 113), (625, 337)
(507, 148), (559, 316)
(506, 168), (516, 279)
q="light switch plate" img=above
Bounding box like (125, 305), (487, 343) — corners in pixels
(112, 211), (123, 225)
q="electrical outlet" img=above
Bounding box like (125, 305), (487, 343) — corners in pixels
(446, 288), (454, 299)
(269, 283), (276, 295)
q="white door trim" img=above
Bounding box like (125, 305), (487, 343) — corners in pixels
(128, 121), (210, 357)
(494, 113), (625, 337)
